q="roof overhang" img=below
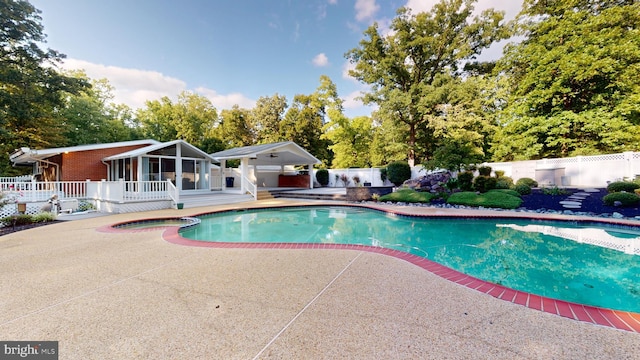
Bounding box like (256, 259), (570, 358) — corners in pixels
(210, 142), (321, 167)
(9, 140), (161, 165)
(103, 139), (220, 168)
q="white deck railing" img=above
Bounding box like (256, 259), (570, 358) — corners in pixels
(0, 180), (87, 202)
(211, 175), (223, 190)
(86, 180), (172, 203)
(243, 175), (257, 200)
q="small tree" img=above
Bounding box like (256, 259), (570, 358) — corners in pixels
(316, 169), (329, 187)
(386, 161), (411, 186)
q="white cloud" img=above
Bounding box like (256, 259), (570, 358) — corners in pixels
(328, 0), (337, 4)
(312, 53), (329, 67)
(355, 0), (379, 22)
(60, 58), (186, 109)
(194, 87), (255, 110)
(341, 60), (358, 82)
(59, 58), (254, 111)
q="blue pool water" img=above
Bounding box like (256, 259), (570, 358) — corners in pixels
(179, 206), (640, 313)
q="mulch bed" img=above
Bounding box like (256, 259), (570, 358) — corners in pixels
(519, 188), (640, 218)
(0, 221), (58, 237)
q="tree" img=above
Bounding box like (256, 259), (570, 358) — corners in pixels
(251, 94), (287, 144)
(322, 114), (373, 168)
(346, 0), (508, 165)
(493, 0), (640, 160)
(137, 97), (179, 142)
(136, 91), (219, 149)
(281, 93), (330, 164)
(57, 72), (141, 145)
(0, 0), (87, 174)
(219, 105), (253, 148)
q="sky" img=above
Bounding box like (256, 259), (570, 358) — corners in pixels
(30, 0), (523, 118)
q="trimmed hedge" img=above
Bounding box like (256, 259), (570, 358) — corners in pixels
(386, 161), (411, 186)
(447, 191), (523, 209)
(378, 189), (436, 203)
(516, 177), (538, 188)
(473, 175), (497, 193)
(315, 169), (329, 186)
(607, 181), (640, 193)
(514, 184), (532, 195)
(603, 192), (640, 207)
(457, 171), (474, 191)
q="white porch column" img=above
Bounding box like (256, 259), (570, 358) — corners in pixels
(137, 155), (143, 182)
(308, 164), (314, 189)
(176, 144), (182, 191)
(241, 157), (249, 193)
(220, 160), (227, 190)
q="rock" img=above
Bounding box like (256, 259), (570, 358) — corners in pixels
(613, 201), (623, 207)
(612, 212), (624, 219)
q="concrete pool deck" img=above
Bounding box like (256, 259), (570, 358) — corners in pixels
(1, 199), (639, 359)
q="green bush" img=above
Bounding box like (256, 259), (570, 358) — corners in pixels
(457, 171), (474, 191)
(447, 191), (523, 209)
(603, 192), (640, 207)
(31, 212), (56, 223)
(445, 177), (458, 191)
(380, 168), (388, 182)
(489, 189), (521, 197)
(386, 161), (412, 186)
(514, 184), (532, 195)
(494, 170), (505, 178)
(473, 175), (497, 193)
(495, 176), (514, 189)
(607, 181), (640, 193)
(478, 166), (492, 176)
(541, 186), (569, 196)
(516, 177), (538, 188)
(315, 169), (329, 186)
(378, 189), (436, 203)
(0, 214), (33, 227)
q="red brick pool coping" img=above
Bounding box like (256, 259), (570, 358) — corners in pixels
(97, 204), (640, 333)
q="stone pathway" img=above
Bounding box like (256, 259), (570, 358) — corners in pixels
(559, 188), (601, 210)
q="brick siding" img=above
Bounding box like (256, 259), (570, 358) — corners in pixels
(57, 145), (148, 181)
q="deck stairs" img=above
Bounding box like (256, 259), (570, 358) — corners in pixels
(268, 189), (347, 201)
(177, 192), (254, 209)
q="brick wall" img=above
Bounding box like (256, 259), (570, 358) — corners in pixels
(58, 145), (149, 181)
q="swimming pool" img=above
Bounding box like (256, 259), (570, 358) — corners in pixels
(178, 206), (640, 314)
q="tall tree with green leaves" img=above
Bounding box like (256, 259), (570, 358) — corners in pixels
(281, 93), (331, 165)
(322, 114), (373, 168)
(492, 0), (640, 160)
(219, 105), (253, 148)
(0, 0), (87, 174)
(346, 0), (508, 165)
(251, 94), (287, 144)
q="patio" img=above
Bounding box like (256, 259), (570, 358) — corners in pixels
(1, 199), (637, 359)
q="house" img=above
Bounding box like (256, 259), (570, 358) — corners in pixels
(10, 139), (221, 194)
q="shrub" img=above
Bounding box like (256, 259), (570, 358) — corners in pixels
(495, 176), (514, 189)
(447, 191), (523, 209)
(494, 170), (505, 178)
(514, 184), (532, 195)
(32, 212), (56, 223)
(516, 177), (538, 188)
(445, 177), (458, 191)
(0, 214), (33, 227)
(352, 176), (361, 185)
(607, 181), (640, 193)
(380, 168), (388, 182)
(541, 186), (569, 196)
(478, 166), (492, 176)
(603, 192), (640, 207)
(386, 161), (412, 186)
(339, 173), (349, 186)
(489, 189), (521, 198)
(315, 169), (329, 186)
(378, 189), (436, 203)
(473, 175), (497, 193)
(457, 171), (474, 191)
